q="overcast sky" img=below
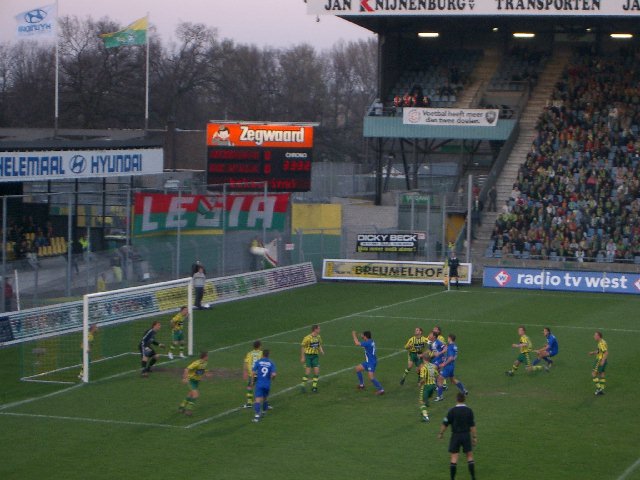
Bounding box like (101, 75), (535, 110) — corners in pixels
(1, 0), (375, 49)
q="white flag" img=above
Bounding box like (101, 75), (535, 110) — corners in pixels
(15, 4), (57, 39)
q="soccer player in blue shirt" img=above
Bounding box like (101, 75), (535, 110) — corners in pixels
(352, 330), (384, 395)
(429, 331), (447, 371)
(531, 327), (558, 372)
(435, 334), (468, 402)
(251, 349), (276, 423)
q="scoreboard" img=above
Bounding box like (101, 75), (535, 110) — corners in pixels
(206, 122), (314, 192)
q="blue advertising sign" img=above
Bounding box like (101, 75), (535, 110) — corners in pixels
(483, 266), (640, 295)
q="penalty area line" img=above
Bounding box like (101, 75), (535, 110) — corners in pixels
(0, 411), (185, 430)
(185, 349), (405, 429)
(618, 457), (640, 480)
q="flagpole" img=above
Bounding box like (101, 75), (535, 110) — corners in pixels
(144, 12), (150, 132)
(54, 0), (60, 136)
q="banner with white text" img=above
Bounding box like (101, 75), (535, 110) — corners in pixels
(323, 259), (472, 284)
(0, 148), (163, 182)
(403, 108), (499, 127)
(484, 266), (640, 295)
(133, 192), (290, 235)
(308, 0), (639, 16)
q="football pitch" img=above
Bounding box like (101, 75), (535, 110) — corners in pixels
(1, 282), (639, 480)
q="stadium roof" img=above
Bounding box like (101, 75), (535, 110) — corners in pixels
(307, 0), (640, 35)
(0, 128), (164, 150)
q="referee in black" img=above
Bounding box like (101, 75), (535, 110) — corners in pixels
(438, 392), (477, 480)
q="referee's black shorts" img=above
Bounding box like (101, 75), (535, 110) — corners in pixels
(449, 432), (472, 453)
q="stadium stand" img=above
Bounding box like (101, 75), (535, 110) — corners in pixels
(488, 47), (640, 263)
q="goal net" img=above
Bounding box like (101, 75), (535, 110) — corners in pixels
(17, 277), (193, 384)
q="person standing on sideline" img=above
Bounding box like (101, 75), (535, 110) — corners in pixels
(439, 392), (477, 480)
(400, 327), (427, 386)
(252, 350), (277, 423)
(446, 252), (461, 290)
(193, 266), (206, 310)
(505, 326), (533, 376)
(168, 306), (188, 360)
(300, 325), (324, 393)
(531, 327), (558, 371)
(179, 351), (212, 416)
(243, 340), (263, 408)
(352, 330), (385, 395)
(191, 260), (206, 276)
(434, 334), (469, 402)
(589, 331), (608, 395)
(140, 321), (164, 377)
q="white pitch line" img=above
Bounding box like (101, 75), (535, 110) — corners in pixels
(359, 314), (640, 334)
(0, 411), (184, 429)
(617, 457), (640, 480)
(185, 349), (405, 429)
(0, 383), (84, 411)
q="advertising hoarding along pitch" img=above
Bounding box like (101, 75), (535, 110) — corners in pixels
(356, 233), (421, 253)
(484, 266), (640, 295)
(323, 259), (472, 284)
(308, 0), (639, 16)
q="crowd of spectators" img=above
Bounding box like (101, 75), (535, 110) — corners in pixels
(5, 217), (55, 260)
(489, 47), (640, 263)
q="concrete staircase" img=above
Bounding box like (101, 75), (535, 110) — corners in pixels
(470, 46), (573, 273)
(455, 47), (502, 108)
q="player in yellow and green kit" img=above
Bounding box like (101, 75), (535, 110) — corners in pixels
(419, 357), (438, 423)
(78, 324), (98, 380)
(243, 340), (263, 408)
(589, 331), (608, 396)
(168, 306), (188, 360)
(300, 324), (324, 392)
(505, 326), (532, 376)
(400, 327), (427, 385)
(179, 351), (212, 416)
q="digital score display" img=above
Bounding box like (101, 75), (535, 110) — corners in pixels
(207, 147), (312, 192)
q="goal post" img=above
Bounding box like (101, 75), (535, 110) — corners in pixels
(81, 276), (193, 383)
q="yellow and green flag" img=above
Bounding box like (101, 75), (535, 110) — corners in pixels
(99, 16), (147, 48)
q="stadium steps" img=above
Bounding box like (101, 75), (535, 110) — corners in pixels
(469, 46), (572, 276)
(454, 47), (502, 108)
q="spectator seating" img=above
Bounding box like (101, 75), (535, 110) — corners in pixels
(488, 47), (640, 263)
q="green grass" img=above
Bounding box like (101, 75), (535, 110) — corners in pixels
(1, 282), (640, 480)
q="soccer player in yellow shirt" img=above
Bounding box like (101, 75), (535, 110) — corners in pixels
(589, 331), (608, 396)
(300, 324), (324, 393)
(505, 326), (532, 376)
(243, 340), (263, 408)
(400, 327), (427, 386)
(418, 357), (438, 423)
(168, 306), (188, 360)
(179, 351), (212, 416)
(78, 324), (98, 380)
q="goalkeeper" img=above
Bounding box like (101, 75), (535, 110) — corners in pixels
(168, 306), (188, 360)
(140, 321), (165, 377)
